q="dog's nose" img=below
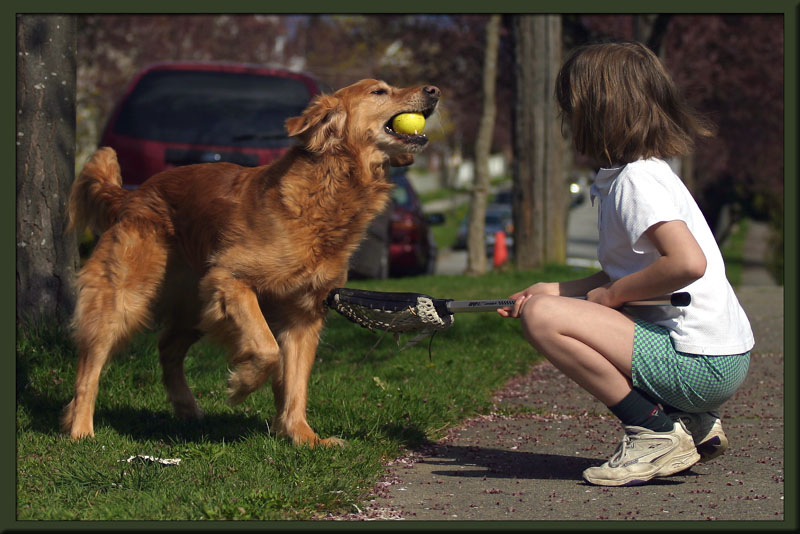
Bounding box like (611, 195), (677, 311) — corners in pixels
(423, 86), (441, 100)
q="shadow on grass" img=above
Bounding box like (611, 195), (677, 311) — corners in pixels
(18, 391), (265, 443)
(18, 386), (432, 449)
(17, 328), (438, 449)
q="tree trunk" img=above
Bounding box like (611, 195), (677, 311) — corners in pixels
(466, 14), (502, 275)
(635, 14), (672, 55)
(16, 15), (79, 325)
(512, 14), (565, 270)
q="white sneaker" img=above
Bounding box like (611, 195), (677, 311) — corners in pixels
(670, 411), (729, 462)
(583, 420), (701, 487)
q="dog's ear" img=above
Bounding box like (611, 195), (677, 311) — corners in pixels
(286, 94), (346, 153)
(389, 154), (415, 167)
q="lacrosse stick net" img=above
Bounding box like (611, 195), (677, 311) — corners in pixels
(325, 288), (454, 333)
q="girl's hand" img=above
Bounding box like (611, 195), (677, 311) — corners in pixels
(497, 282), (559, 318)
(586, 285), (618, 308)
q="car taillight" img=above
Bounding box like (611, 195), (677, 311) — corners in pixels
(391, 211), (420, 242)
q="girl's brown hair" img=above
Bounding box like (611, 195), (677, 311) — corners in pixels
(555, 41), (715, 167)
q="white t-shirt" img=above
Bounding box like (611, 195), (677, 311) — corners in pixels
(590, 158), (754, 355)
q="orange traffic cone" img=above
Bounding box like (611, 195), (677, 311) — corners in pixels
(493, 230), (508, 268)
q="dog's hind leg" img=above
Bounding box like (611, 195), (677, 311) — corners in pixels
(198, 268), (281, 406)
(62, 224), (168, 439)
(158, 327), (204, 419)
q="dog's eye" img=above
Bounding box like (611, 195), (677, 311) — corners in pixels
(371, 89), (388, 95)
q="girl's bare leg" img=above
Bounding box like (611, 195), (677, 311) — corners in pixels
(516, 294), (636, 406)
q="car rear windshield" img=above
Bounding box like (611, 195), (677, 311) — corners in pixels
(390, 174), (417, 210)
(113, 70), (313, 148)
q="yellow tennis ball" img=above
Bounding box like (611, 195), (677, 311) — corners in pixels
(392, 113), (426, 135)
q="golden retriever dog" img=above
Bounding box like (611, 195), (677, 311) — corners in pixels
(63, 79), (440, 446)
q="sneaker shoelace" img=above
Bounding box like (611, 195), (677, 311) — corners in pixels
(607, 434), (635, 468)
(607, 429), (676, 468)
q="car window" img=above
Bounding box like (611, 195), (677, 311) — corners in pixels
(390, 174), (417, 209)
(494, 190), (512, 204)
(485, 214), (505, 226)
(391, 184), (411, 208)
(113, 70), (313, 147)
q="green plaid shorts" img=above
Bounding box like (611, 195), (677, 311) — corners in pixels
(631, 319), (750, 412)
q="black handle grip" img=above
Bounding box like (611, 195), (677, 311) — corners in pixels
(671, 292), (691, 307)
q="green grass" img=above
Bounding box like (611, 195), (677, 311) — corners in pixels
(16, 265), (590, 520)
(431, 201), (469, 250)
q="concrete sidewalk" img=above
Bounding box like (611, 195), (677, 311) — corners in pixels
(324, 215), (787, 523)
(333, 286), (785, 522)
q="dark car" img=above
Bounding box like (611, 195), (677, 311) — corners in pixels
(459, 179), (584, 256)
(493, 177), (586, 209)
(99, 61), (329, 187)
(453, 203), (514, 257)
(349, 169), (444, 279)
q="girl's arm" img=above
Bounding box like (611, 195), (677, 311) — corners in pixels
(497, 270), (610, 318)
(588, 220), (706, 308)
(511, 270), (610, 301)
(557, 270), (611, 297)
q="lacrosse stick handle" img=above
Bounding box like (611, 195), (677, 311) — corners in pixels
(445, 292), (691, 313)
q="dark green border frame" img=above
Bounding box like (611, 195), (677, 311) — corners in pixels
(6, 2), (797, 532)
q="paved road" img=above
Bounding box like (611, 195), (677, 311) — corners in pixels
(435, 199), (601, 276)
(326, 211), (787, 523)
(328, 286), (785, 522)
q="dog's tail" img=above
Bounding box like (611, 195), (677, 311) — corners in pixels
(68, 147), (128, 236)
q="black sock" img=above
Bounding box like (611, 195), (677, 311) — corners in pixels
(608, 389), (674, 432)
(638, 389), (683, 416)
(659, 402), (682, 415)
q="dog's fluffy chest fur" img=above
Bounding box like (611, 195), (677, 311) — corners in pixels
(160, 150), (393, 310)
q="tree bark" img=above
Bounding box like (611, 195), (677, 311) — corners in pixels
(16, 15), (79, 325)
(466, 14), (502, 275)
(635, 14), (672, 55)
(512, 14), (565, 270)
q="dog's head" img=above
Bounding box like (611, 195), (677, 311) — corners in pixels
(285, 79), (440, 166)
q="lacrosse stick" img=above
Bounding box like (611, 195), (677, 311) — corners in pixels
(326, 288), (690, 334)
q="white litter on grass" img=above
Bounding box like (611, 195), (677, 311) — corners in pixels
(120, 455), (182, 466)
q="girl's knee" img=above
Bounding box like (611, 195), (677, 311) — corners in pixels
(519, 294), (561, 343)
(520, 294), (558, 321)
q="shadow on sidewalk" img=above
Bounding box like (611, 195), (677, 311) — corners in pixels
(412, 442), (699, 485)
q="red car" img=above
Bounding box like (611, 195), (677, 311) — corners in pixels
(349, 169), (443, 279)
(98, 62), (437, 278)
(99, 61), (329, 187)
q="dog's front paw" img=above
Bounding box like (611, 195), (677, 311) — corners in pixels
(226, 363), (269, 405)
(292, 433), (346, 448)
(317, 436), (347, 448)
(226, 385), (252, 406)
(173, 403), (205, 420)
(273, 418), (345, 448)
